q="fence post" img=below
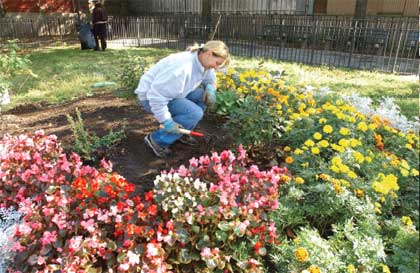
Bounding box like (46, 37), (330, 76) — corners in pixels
(347, 20), (358, 67)
(392, 21), (404, 73)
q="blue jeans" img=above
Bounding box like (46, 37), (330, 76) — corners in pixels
(140, 87), (206, 147)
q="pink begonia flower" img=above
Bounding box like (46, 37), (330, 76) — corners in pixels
(42, 207), (55, 217)
(40, 230), (57, 246)
(11, 242), (26, 252)
(52, 212), (67, 229)
(177, 165), (189, 176)
(68, 236), (83, 253)
(100, 158), (113, 172)
(199, 155), (210, 165)
(189, 157), (198, 167)
(16, 222), (32, 236)
(127, 250), (140, 265)
(81, 219), (96, 233)
(210, 152), (221, 163)
(200, 247), (212, 259)
(57, 194), (70, 207)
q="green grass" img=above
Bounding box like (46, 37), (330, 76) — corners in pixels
(6, 45), (419, 119)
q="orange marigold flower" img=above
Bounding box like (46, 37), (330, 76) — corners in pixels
(285, 156), (294, 164)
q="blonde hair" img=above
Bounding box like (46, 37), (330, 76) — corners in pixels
(188, 40), (231, 68)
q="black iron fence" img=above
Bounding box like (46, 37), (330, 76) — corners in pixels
(0, 15), (418, 75)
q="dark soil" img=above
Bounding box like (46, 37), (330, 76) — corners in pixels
(1, 91), (236, 193)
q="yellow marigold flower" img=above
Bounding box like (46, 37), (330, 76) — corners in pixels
(295, 177), (305, 184)
(318, 140), (329, 148)
(283, 146), (291, 152)
(400, 168), (409, 177)
(291, 113), (300, 120)
(308, 265), (322, 273)
(331, 156), (342, 165)
(390, 159), (399, 168)
(357, 122), (368, 132)
(372, 173), (399, 195)
(401, 216), (413, 226)
(365, 156), (372, 163)
(331, 143), (345, 153)
(334, 184), (343, 194)
(338, 139), (350, 147)
(313, 132), (322, 140)
(319, 118), (327, 124)
(285, 156), (294, 164)
(288, 86), (297, 93)
(350, 138), (361, 147)
(368, 123), (377, 130)
(348, 116), (356, 123)
(323, 125), (333, 134)
(353, 152), (364, 164)
(294, 148), (304, 155)
(339, 164), (350, 174)
(339, 127), (350, 135)
(295, 247), (309, 262)
(304, 139), (315, 147)
(347, 264), (356, 273)
(411, 169), (419, 176)
(347, 171), (357, 179)
(381, 264), (391, 273)
(318, 173), (330, 181)
(280, 174), (291, 182)
(311, 147), (320, 155)
(330, 165), (340, 173)
(354, 189), (365, 198)
(340, 179), (350, 187)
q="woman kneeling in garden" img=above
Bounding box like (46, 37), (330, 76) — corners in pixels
(135, 40), (230, 158)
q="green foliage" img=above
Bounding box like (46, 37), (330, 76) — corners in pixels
(119, 53), (157, 92)
(0, 40), (36, 97)
(384, 217), (419, 273)
(66, 108), (126, 162)
(214, 88), (242, 116)
(227, 95), (282, 147)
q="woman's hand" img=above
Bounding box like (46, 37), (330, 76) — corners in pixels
(203, 84), (216, 107)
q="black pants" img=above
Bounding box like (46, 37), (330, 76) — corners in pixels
(93, 23), (107, 50)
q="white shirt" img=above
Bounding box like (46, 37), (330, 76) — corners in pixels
(135, 51), (216, 123)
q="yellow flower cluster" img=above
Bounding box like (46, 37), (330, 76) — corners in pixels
(372, 173), (399, 195)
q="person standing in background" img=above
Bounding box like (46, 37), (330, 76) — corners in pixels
(91, 0), (108, 51)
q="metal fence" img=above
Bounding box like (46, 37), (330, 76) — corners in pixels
(107, 15), (419, 74)
(1, 15), (418, 75)
(129, 0), (306, 15)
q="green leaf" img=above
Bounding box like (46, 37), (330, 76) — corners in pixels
(217, 221), (230, 231)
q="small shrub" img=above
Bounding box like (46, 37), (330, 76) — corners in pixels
(119, 54), (157, 92)
(66, 108), (126, 162)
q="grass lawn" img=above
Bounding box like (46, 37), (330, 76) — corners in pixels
(6, 45), (419, 119)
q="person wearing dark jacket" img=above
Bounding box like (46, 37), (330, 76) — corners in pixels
(91, 0), (108, 51)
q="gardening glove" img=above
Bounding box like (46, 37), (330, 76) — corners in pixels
(162, 119), (184, 134)
(202, 84), (216, 108)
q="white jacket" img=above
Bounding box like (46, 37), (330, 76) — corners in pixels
(135, 51), (216, 123)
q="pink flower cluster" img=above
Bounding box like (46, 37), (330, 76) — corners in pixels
(154, 145), (290, 272)
(1, 131), (167, 273)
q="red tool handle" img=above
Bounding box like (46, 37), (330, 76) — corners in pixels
(179, 128), (204, 137)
